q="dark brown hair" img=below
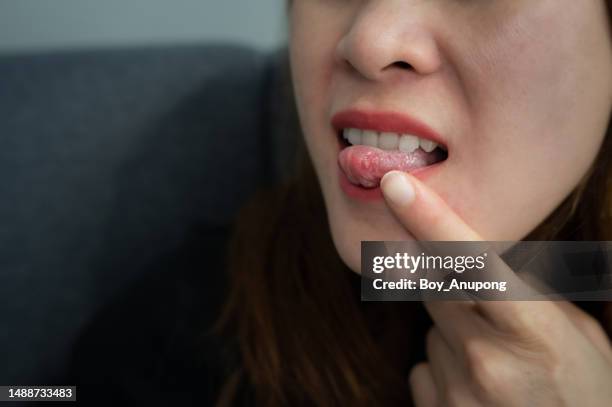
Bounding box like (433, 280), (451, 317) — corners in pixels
(214, 2), (612, 405)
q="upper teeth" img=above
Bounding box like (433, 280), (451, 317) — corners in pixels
(343, 128), (440, 153)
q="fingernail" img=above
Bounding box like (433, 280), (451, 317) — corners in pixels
(381, 171), (415, 206)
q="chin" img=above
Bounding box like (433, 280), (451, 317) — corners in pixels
(327, 203), (416, 274)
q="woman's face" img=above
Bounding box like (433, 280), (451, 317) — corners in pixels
(288, 0), (612, 273)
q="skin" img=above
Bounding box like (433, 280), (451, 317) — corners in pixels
(288, 0), (612, 405)
(288, 0), (612, 273)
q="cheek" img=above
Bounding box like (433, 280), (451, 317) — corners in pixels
(289, 8), (342, 184)
(443, 2), (611, 239)
(289, 5), (338, 114)
(470, 1), (609, 147)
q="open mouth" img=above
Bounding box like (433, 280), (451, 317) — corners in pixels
(337, 127), (449, 189)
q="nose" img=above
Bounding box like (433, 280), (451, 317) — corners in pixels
(335, 2), (442, 81)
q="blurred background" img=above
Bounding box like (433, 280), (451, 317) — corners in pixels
(1, 0), (290, 387)
(0, 0), (286, 54)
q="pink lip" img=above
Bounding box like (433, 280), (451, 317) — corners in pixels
(331, 109), (446, 147)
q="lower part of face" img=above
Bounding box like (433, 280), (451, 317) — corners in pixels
(289, 0), (612, 273)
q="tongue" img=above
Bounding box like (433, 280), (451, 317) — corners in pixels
(338, 145), (443, 188)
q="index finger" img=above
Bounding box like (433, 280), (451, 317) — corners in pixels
(379, 170), (561, 332)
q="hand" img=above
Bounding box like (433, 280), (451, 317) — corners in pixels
(379, 170), (612, 406)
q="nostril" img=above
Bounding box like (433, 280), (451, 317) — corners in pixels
(393, 61), (413, 70)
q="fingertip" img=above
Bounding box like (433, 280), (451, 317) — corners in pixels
(380, 170), (416, 207)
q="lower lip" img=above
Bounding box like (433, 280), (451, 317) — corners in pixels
(338, 160), (444, 202)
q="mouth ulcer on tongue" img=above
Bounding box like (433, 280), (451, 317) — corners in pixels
(338, 145), (443, 188)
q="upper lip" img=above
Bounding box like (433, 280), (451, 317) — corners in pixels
(331, 109), (446, 148)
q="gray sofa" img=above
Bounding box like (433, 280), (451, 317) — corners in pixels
(0, 43), (298, 385)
